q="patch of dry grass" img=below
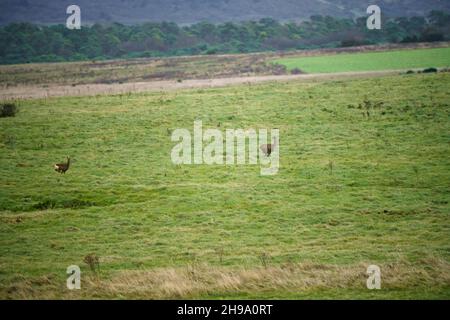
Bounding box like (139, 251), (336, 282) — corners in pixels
(2, 259), (449, 299)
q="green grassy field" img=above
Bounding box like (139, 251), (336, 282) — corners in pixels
(274, 47), (450, 73)
(0, 72), (449, 299)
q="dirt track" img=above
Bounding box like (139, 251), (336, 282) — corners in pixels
(0, 69), (405, 100)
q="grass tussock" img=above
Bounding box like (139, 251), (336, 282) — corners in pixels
(93, 260), (450, 299)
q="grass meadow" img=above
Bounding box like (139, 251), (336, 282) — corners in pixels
(274, 47), (450, 73)
(0, 71), (449, 299)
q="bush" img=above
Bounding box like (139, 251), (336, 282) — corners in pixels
(423, 67), (438, 73)
(0, 103), (17, 117)
(420, 32), (444, 42)
(290, 68), (304, 75)
(340, 38), (368, 48)
(205, 48), (218, 55)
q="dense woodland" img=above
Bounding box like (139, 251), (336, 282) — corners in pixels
(0, 10), (449, 64)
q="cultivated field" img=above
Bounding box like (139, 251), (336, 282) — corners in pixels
(274, 47), (450, 73)
(0, 70), (449, 299)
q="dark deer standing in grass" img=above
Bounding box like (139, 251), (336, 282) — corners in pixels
(54, 157), (70, 174)
(260, 136), (278, 157)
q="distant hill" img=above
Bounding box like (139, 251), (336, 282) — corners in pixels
(1, 0), (450, 25)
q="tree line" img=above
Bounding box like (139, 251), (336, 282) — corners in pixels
(0, 10), (448, 64)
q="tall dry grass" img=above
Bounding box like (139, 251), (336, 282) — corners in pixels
(2, 258), (449, 299)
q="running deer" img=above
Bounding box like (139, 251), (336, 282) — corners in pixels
(260, 137), (278, 157)
(54, 157), (70, 174)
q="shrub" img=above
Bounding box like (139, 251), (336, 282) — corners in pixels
(206, 48), (218, 55)
(0, 103), (18, 118)
(423, 67), (438, 73)
(420, 32), (444, 42)
(290, 68), (304, 75)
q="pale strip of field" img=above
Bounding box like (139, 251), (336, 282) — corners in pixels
(4, 259), (449, 299)
(0, 69), (405, 100)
